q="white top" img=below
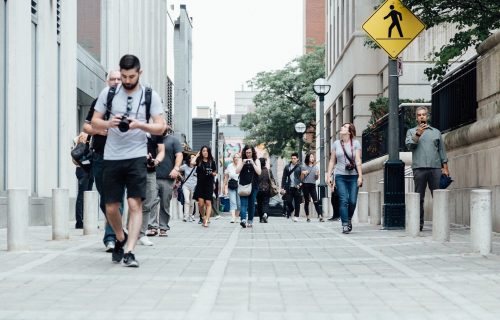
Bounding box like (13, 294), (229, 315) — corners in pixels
(225, 163), (239, 181)
(95, 84), (163, 160)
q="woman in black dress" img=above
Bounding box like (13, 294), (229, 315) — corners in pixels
(194, 145), (217, 227)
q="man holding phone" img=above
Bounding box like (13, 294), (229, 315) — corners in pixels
(405, 106), (449, 231)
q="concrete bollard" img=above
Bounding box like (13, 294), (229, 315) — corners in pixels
(357, 192), (369, 223)
(83, 191), (99, 235)
(322, 197), (330, 218)
(432, 189), (450, 242)
(52, 188), (69, 240)
(406, 193), (420, 237)
(369, 191), (381, 225)
(470, 189), (492, 255)
(7, 189), (29, 251)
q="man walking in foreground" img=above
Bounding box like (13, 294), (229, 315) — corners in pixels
(405, 106), (449, 231)
(92, 54), (166, 267)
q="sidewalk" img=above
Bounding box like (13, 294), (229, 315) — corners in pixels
(0, 216), (500, 320)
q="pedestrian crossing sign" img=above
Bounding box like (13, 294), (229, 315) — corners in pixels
(362, 0), (426, 59)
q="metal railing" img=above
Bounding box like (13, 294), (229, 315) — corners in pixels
(432, 57), (477, 133)
(362, 103), (430, 163)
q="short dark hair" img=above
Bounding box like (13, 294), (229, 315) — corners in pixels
(291, 152), (299, 158)
(119, 54), (141, 71)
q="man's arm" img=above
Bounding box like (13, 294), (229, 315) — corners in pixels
(155, 143), (165, 166)
(129, 114), (166, 135)
(281, 167), (288, 190)
(405, 129), (418, 151)
(169, 152), (183, 179)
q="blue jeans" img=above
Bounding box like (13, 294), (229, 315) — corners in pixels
(92, 152), (123, 245)
(335, 174), (359, 226)
(240, 187), (258, 222)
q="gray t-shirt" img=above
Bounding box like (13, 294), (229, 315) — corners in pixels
(95, 84), (163, 160)
(332, 139), (361, 176)
(180, 164), (197, 191)
(301, 164), (318, 184)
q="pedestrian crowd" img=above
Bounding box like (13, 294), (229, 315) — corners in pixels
(72, 54), (450, 268)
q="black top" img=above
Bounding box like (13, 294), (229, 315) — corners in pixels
(196, 160), (217, 186)
(146, 135), (163, 173)
(239, 161), (259, 187)
(85, 99), (107, 155)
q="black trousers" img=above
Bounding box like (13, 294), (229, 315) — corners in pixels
(302, 183), (322, 217)
(413, 168), (441, 227)
(256, 190), (270, 219)
(285, 188), (302, 217)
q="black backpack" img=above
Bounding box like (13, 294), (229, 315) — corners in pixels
(104, 86), (153, 122)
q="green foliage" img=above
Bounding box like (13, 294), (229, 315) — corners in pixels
(367, 97), (427, 129)
(364, 0), (500, 81)
(240, 46), (325, 157)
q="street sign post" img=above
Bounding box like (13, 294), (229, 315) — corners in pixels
(362, 0), (426, 59)
(362, 0), (426, 229)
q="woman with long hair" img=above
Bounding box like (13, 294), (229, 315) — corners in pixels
(326, 123), (363, 234)
(224, 153), (241, 223)
(236, 145), (261, 228)
(193, 145), (217, 227)
(301, 153), (324, 222)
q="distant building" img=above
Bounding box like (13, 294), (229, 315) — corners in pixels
(303, 0), (325, 52)
(196, 106), (211, 118)
(235, 90), (258, 114)
(174, 5), (193, 146)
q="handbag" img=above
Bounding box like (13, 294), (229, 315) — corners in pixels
(71, 135), (92, 172)
(228, 178), (238, 190)
(238, 182), (252, 196)
(269, 171), (279, 197)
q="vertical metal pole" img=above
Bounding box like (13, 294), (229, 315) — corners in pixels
(388, 58), (399, 161)
(318, 96), (326, 205)
(383, 57), (405, 229)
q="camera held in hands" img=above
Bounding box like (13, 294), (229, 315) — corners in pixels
(118, 114), (131, 132)
(345, 163), (355, 171)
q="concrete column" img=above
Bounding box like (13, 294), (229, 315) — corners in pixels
(470, 189), (492, 255)
(406, 193), (420, 237)
(52, 188), (69, 240)
(7, 189), (29, 251)
(357, 192), (369, 223)
(83, 191), (99, 235)
(369, 191), (381, 225)
(432, 190), (450, 242)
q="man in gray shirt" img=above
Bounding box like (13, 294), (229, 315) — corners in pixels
(405, 106), (450, 231)
(92, 54), (166, 267)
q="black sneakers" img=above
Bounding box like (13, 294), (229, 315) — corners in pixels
(240, 220), (247, 228)
(342, 225), (350, 234)
(348, 220), (353, 232)
(112, 231), (128, 263)
(123, 252), (139, 268)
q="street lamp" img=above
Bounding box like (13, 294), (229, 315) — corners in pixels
(294, 122), (306, 162)
(313, 78), (331, 216)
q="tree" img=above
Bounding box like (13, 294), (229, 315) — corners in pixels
(240, 46), (325, 157)
(365, 0), (500, 81)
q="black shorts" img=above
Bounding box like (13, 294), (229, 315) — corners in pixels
(103, 157), (147, 203)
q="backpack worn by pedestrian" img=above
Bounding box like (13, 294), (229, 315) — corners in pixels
(104, 86), (153, 122)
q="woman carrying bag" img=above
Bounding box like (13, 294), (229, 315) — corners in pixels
(301, 153), (324, 222)
(256, 157), (271, 223)
(326, 123), (363, 234)
(224, 153), (241, 223)
(236, 145), (261, 228)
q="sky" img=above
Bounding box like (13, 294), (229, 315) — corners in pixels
(178, 0), (304, 116)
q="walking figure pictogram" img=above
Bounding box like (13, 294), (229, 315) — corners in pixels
(384, 5), (403, 37)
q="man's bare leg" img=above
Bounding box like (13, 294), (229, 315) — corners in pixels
(105, 202), (126, 242)
(126, 197), (143, 252)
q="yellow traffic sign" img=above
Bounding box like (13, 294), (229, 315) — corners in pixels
(362, 0), (426, 59)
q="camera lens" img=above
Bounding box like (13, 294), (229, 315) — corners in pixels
(118, 116), (130, 132)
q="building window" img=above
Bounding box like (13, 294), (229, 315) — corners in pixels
(57, 0), (61, 40)
(31, 0), (38, 24)
(166, 77), (173, 128)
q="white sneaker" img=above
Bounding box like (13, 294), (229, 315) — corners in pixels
(293, 217), (299, 222)
(138, 236), (154, 246)
(214, 215), (221, 220)
(105, 241), (115, 252)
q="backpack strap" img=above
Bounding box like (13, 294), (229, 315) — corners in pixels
(104, 86), (116, 120)
(145, 86), (152, 123)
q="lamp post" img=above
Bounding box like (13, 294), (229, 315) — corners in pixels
(313, 78), (331, 215)
(294, 122), (306, 162)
